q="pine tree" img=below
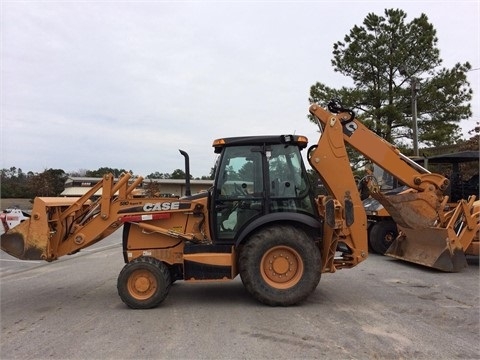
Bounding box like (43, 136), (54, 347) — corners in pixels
(309, 9), (473, 150)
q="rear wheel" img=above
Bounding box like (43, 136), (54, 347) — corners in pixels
(117, 256), (171, 309)
(239, 225), (321, 306)
(369, 220), (398, 255)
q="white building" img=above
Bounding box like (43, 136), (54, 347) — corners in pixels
(61, 177), (213, 197)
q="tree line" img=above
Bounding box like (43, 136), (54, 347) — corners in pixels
(1, 168), (67, 198)
(0, 167), (215, 198)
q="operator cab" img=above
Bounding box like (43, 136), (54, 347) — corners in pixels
(211, 135), (318, 243)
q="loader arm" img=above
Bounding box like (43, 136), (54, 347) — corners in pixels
(1, 173), (205, 262)
(309, 101), (478, 272)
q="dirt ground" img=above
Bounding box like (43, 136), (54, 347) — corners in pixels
(0, 198), (34, 211)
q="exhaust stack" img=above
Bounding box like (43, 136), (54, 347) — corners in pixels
(179, 149), (191, 196)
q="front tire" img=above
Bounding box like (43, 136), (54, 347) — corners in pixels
(239, 225), (321, 306)
(117, 256), (171, 309)
(369, 220), (398, 255)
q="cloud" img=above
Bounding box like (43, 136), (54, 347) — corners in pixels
(1, 1), (478, 177)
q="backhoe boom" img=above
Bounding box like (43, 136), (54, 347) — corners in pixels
(309, 101), (478, 272)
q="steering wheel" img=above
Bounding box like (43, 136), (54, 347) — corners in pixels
(234, 182), (249, 196)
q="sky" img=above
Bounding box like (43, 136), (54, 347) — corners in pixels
(1, 0), (479, 178)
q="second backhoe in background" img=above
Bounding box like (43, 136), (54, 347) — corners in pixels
(362, 153), (479, 258)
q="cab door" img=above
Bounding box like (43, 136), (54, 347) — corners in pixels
(212, 146), (264, 243)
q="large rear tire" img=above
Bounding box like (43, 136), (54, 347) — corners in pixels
(239, 225), (321, 306)
(369, 220), (398, 255)
(117, 256), (171, 309)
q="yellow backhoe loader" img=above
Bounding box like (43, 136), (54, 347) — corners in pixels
(363, 155), (479, 257)
(2, 100), (478, 309)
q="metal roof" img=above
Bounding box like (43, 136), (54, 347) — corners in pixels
(65, 177), (213, 185)
(425, 151), (479, 163)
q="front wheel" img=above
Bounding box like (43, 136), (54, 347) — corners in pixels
(369, 220), (398, 255)
(117, 256), (171, 309)
(239, 225), (321, 306)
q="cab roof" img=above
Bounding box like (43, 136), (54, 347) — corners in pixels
(212, 135), (308, 153)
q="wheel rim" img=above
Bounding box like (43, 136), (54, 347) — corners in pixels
(384, 231), (395, 245)
(127, 269), (157, 300)
(261, 246), (304, 289)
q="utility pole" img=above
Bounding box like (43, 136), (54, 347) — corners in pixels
(400, 66), (420, 156)
(411, 77), (419, 156)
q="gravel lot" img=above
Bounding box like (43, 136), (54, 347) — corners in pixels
(1, 231), (479, 360)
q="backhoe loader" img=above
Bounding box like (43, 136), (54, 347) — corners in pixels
(2, 100), (478, 309)
(364, 161), (479, 257)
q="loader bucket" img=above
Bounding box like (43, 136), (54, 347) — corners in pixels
(1, 218), (49, 260)
(385, 227), (467, 272)
(0, 196), (77, 261)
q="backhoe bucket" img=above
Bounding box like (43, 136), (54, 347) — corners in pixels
(371, 189), (440, 229)
(385, 227), (467, 272)
(1, 218), (49, 260)
(371, 190), (470, 272)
